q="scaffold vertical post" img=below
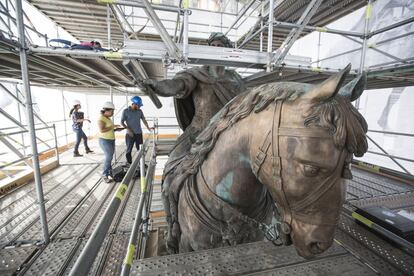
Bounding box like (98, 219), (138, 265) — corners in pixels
(357, 0), (372, 109)
(317, 32), (321, 68)
(110, 86), (116, 162)
(61, 89), (68, 145)
(15, 84), (26, 156)
(259, 2), (264, 52)
(183, 9), (189, 61)
(267, 0), (274, 72)
(107, 4), (111, 49)
(85, 95), (91, 137)
(14, 0), (49, 244)
(53, 124), (59, 165)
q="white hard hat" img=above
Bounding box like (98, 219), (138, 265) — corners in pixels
(73, 100), (81, 106)
(102, 101), (115, 109)
(92, 38), (103, 47)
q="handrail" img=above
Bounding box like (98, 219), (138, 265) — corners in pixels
(368, 129), (414, 138)
(367, 151), (414, 164)
(0, 124), (60, 171)
(0, 125), (54, 137)
(121, 142), (156, 276)
(69, 139), (149, 276)
(0, 147), (53, 170)
(138, 144), (157, 259)
(366, 135), (411, 175)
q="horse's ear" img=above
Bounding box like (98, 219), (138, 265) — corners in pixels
(338, 71), (367, 102)
(303, 64), (351, 102)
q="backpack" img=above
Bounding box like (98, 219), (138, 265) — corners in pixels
(112, 165), (128, 182)
(112, 164), (148, 182)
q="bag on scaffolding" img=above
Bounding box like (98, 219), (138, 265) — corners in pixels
(112, 164), (147, 182)
(112, 165), (128, 182)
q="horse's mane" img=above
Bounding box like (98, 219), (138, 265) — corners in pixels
(171, 81), (368, 187)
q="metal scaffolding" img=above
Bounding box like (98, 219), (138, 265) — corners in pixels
(0, 0), (414, 275)
(0, 3), (414, 274)
(14, 0), (49, 244)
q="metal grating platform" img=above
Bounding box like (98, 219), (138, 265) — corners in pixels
(0, 42), (164, 89)
(345, 167), (414, 202)
(245, 254), (375, 276)
(336, 214), (414, 275)
(131, 241), (368, 275)
(54, 178), (116, 239)
(0, 245), (36, 275)
(0, 164), (98, 247)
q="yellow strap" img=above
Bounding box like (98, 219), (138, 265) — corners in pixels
(311, 67), (322, 72)
(315, 27), (327, 32)
(141, 177), (147, 193)
(352, 212), (373, 228)
(104, 51), (123, 60)
(368, 43), (376, 48)
(115, 183), (128, 200)
(366, 3), (372, 19)
(124, 244), (136, 266)
(97, 0), (116, 4)
(358, 161), (380, 172)
(183, 0), (189, 9)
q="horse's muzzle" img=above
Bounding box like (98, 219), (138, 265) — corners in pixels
(277, 222), (292, 245)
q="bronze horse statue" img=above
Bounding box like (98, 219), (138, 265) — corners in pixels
(166, 64), (368, 258)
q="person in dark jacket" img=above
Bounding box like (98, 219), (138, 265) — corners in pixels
(70, 100), (93, 157)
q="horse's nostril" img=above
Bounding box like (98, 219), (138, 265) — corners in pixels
(309, 242), (324, 255)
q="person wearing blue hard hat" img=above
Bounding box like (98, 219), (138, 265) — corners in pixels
(121, 96), (154, 164)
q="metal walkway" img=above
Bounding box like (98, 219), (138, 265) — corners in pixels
(0, 140), (150, 276)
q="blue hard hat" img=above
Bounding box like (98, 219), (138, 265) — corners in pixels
(131, 96), (143, 106)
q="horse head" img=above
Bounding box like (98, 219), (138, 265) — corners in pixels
(249, 64), (368, 258)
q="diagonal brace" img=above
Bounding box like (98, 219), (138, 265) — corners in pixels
(273, 0), (323, 67)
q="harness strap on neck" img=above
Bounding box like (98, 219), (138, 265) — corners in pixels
(271, 101), (293, 229)
(200, 166), (271, 223)
(278, 127), (332, 138)
(252, 131), (272, 177)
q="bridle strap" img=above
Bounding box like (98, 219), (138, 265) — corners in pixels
(252, 100), (344, 237)
(271, 101), (293, 228)
(252, 131), (272, 177)
(278, 127), (332, 138)
(290, 150), (347, 212)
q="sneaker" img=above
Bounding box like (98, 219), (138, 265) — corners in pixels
(86, 149), (94, 154)
(73, 152), (83, 157)
(103, 176), (113, 183)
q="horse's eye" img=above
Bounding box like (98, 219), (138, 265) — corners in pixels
(303, 164), (320, 177)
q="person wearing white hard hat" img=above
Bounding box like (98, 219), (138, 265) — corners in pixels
(97, 101), (123, 183)
(70, 100), (93, 157)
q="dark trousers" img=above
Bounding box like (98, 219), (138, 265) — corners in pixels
(125, 133), (143, 164)
(73, 128), (90, 153)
